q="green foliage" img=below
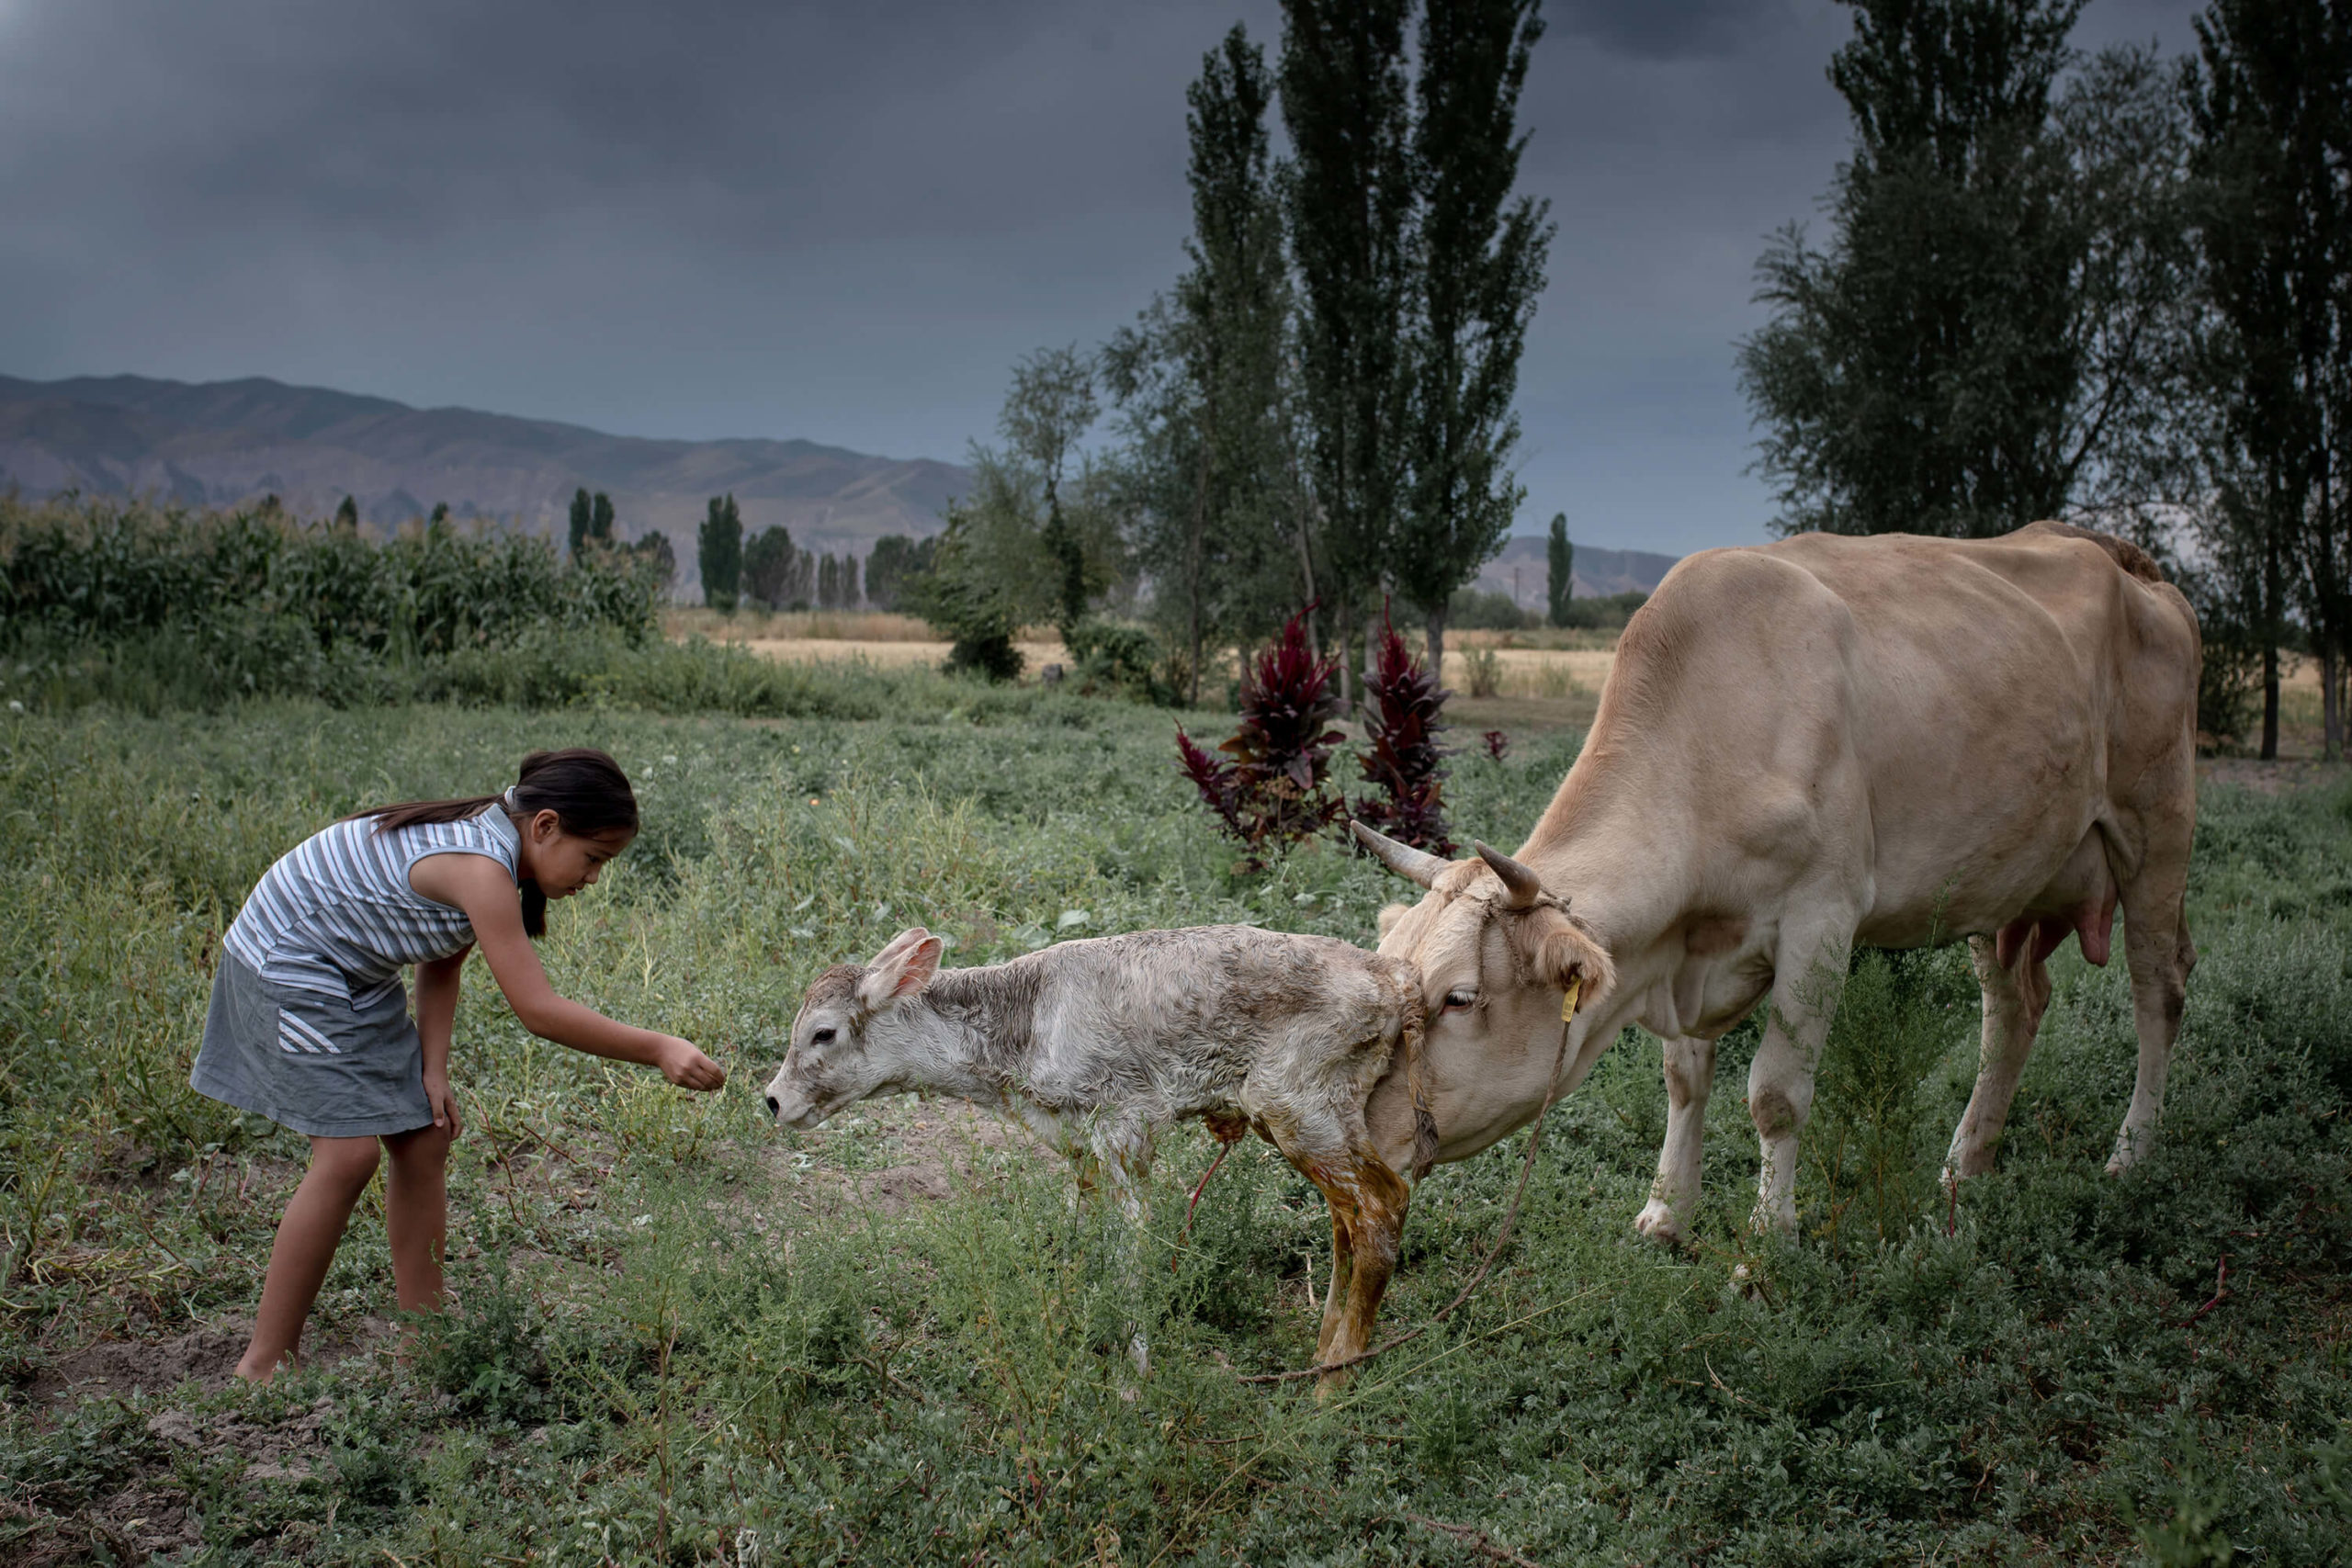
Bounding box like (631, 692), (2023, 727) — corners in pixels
(1106, 25), (1309, 701)
(2187, 0), (2352, 758)
(1444, 583), (1538, 630)
(1281, 0), (1416, 644)
(1740, 6), (2198, 539)
(863, 533), (936, 612)
(0, 496), (659, 710)
(1546, 511), (1574, 626)
(1062, 618), (1174, 704)
(1555, 587), (1649, 631)
(697, 493), (742, 612)
(1394, 0), (1551, 677)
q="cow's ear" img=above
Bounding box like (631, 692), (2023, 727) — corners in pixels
(1376, 902), (1411, 941)
(1526, 908), (1615, 1011)
(858, 928), (943, 1008)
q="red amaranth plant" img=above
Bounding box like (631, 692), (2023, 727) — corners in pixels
(1482, 728), (1510, 761)
(1174, 610), (1347, 870)
(1354, 614), (1454, 854)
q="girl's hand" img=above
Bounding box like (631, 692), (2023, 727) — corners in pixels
(656, 1036), (726, 1092)
(424, 1071), (464, 1137)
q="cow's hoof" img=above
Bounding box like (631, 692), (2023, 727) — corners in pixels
(1633, 1199), (1687, 1246)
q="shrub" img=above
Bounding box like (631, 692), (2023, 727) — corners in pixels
(1174, 611), (1346, 869)
(1445, 585), (1541, 630)
(1063, 618), (1171, 704)
(1462, 643), (1503, 697)
(1352, 615), (1453, 853)
(1556, 589), (1650, 630)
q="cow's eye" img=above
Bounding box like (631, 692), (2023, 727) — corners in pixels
(1442, 990), (1476, 1012)
(811, 1027), (836, 1046)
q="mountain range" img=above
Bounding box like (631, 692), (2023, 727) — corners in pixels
(0, 371), (1680, 601)
(0, 373), (972, 560)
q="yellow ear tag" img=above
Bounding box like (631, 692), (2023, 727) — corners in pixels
(1561, 976), (1583, 1022)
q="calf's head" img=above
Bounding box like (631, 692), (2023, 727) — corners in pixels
(763, 927), (944, 1128)
(1356, 824), (1615, 1085)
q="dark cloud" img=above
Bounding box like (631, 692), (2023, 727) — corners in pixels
(0, 0), (2208, 556)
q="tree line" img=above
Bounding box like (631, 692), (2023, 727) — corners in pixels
(690, 492), (933, 614)
(902, 0), (1555, 701)
(1739, 0), (2352, 758)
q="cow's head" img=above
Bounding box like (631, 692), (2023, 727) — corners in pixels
(1355, 823), (1615, 1086)
(763, 927), (944, 1128)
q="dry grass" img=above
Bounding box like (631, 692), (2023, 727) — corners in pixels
(662, 607), (943, 643)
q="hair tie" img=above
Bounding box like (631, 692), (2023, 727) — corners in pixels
(503, 785), (522, 813)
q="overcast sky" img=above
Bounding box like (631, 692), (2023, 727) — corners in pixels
(1, 0), (2205, 555)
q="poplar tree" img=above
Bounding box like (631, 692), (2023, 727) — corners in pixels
(1394, 0), (1554, 679)
(2189, 0), (2352, 758)
(1739, 0), (2088, 536)
(568, 489), (592, 560)
(590, 492), (616, 546)
(1107, 23), (1303, 705)
(1281, 0), (1416, 700)
(1545, 512), (1574, 626)
(699, 493), (742, 612)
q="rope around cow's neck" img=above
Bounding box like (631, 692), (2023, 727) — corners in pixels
(1238, 976), (1582, 1386)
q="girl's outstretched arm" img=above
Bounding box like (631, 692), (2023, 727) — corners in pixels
(415, 949), (467, 1134)
(409, 854), (724, 1090)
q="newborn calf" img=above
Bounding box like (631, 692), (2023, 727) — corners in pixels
(763, 925), (1435, 1375)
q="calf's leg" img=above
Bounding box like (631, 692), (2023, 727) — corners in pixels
(1635, 1032), (1716, 1244)
(1943, 932), (2054, 1184)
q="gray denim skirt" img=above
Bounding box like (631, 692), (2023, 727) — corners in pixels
(191, 954), (435, 1139)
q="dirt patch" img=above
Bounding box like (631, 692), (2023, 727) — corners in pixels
(757, 1098), (1035, 1220)
(19, 1314), (394, 1410)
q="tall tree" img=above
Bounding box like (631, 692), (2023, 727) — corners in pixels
(698, 493), (742, 612)
(334, 494), (360, 529)
(1395, 0), (1554, 679)
(568, 488), (593, 560)
(743, 525), (797, 610)
(590, 492), (616, 546)
(1545, 511), (1574, 626)
(1281, 0), (1417, 702)
(1108, 24), (1305, 705)
(1004, 345), (1101, 635)
(865, 534), (937, 612)
(2189, 0), (2352, 758)
(1740, 0), (2101, 537)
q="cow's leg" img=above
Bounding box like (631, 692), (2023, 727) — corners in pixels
(1635, 1032), (1716, 1244)
(2109, 880), (2195, 1175)
(1749, 924), (1851, 1234)
(1943, 933), (2054, 1183)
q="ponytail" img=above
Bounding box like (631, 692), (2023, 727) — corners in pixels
(350, 748), (639, 939)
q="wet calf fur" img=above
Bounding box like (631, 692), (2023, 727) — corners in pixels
(763, 925), (1435, 1379)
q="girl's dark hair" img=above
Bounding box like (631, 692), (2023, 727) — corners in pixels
(351, 748), (639, 938)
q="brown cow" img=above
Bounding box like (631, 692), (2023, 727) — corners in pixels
(1354, 521), (2199, 1240)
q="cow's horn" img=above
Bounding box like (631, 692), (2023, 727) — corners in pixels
(1474, 841), (1546, 908)
(1351, 820), (1449, 889)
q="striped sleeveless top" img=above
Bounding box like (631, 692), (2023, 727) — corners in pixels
(224, 807), (522, 1008)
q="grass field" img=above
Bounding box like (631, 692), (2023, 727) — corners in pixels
(2, 676), (2348, 1566)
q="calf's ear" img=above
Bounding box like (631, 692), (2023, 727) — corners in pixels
(857, 928), (944, 1009)
(1375, 902), (1411, 941)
